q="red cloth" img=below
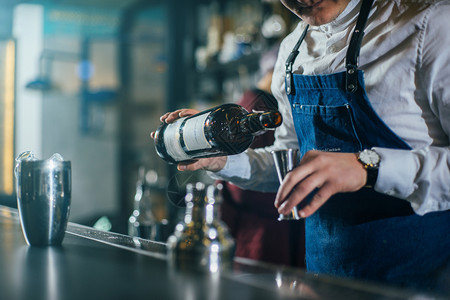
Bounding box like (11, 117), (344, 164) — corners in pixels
(219, 89), (305, 267)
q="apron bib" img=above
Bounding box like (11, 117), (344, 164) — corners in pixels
(285, 0), (450, 289)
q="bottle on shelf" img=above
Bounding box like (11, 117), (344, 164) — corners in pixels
(154, 103), (282, 163)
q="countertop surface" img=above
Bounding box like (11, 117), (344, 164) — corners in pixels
(0, 205), (445, 300)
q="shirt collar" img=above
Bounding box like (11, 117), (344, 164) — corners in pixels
(312, 0), (362, 34)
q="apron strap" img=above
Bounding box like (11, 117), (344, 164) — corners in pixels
(345, 0), (375, 92)
(285, 24), (309, 95)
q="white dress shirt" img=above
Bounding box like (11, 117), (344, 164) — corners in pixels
(212, 0), (450, 215)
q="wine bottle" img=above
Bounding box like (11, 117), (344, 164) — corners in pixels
(154, 103), (282, 163)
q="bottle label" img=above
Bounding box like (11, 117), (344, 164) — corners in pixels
(164, 118), (191, 161)
(182, 113), (212, 151)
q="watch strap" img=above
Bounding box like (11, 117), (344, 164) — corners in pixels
(365, 167), (378, 188)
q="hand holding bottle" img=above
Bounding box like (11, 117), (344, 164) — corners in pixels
(151, 104), (282, 170)
(151, 108), (228, 173)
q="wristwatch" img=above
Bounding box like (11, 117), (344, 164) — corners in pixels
(357, 149), (380, 188)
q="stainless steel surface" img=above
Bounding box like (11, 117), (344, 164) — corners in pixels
(0, 205), (446, 300)
(272, 149), (301, 220)
(167, 182), (235, 272)
(15, 152), (71, 246)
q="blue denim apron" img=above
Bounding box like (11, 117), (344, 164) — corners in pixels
(285, 0), (450, 289)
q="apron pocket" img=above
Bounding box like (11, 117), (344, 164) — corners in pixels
(292, 103), (363, 155)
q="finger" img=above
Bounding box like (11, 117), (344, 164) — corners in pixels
(275, 150), (327, 208)
(274, 164), (313, 208)
(274, 172), (299, 208)
(178, 109), (199, 117)
(159, 112), (170, 122)
(178, 156), (227, 172)
(165, 110), (185, 123)
(297, 183), (335, 218)
(150, 131), (156, 139)
(177, 160), (202, 172)
(277, 172), (324, 214)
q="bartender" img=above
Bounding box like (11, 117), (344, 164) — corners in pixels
(156, 0), (450, 290)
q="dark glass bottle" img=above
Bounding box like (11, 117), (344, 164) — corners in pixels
(154, 103), (282, 163)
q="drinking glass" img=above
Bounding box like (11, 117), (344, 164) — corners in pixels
(271, 149), (301, 221)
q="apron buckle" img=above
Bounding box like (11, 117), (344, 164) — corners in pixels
(286, 71), (294, 95)
(346, 65), (358, 93)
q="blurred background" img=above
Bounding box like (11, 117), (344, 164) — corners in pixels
(0, 0), (296, 235)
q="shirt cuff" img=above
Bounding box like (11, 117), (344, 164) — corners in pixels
(372, 147), (416, 200)
(209, 152), (251, 180)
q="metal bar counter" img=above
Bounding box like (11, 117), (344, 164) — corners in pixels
(0, 205), (441, 300)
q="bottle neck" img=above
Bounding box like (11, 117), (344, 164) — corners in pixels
(239, 111), (282, 135)
(184, 202), (201, 224)
(205, 202), (220, 224)
(184, 185), (221, 225)
(184, 184), (206, 224)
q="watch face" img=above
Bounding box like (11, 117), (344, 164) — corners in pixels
(360, 150), (380, 167)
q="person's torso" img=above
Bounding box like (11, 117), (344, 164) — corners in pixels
(272, 0), (448, 151)
(278, 1), (450, 288)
